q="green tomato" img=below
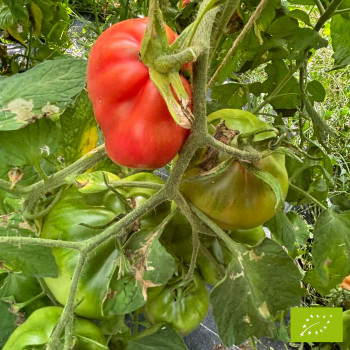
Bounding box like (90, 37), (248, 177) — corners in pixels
(181, 109), (289, 230)
(41, 172), (169, 319)
(144, 272), (209, 335)
(229, 226), (266, 246)
(2, 306), (106, 350)
(41, 186), (126, 319)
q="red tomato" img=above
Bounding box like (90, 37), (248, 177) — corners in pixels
(87, 18), (192, 169)
(182, 0), (191, 7)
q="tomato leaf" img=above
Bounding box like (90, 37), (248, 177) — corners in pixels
(286, 211), (309, 245)
(210, 238), (304, 346)
(59, 90), (99, 165)
(303, 269), (336, 295)
(331, 9), (350, 70)
(0, 274), (42, 311)
(104, 274), (146, 316)
(311, 209), (350, 289)
(0, 212), (58, 278)
(0, 301), (17, 348)
(0, 242), (58, 278)
(211, 82), (249, 109)
(0, 57), (87, 131)
(0, 118), (59, 187)
(265, 212), (296, 251)
(126, 325), (189, 350)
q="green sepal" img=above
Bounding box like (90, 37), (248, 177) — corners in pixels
(241, 162), (285, 212)
(149, 69), (193, 128)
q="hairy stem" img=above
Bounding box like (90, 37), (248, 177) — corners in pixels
(190, 203), (239, 254)
(205, 134), (261, 162)
(0, 178), (30, 196)
(24, 144), (107, 216)
(0, 236), (82, 250)
(83, 189), (167, 254)
(47, 252), (87, 350)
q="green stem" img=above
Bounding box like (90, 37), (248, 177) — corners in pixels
(33, 160), (49, 181)
(190, 203), (238, 254)
(165, 50), (210, 192)
(208, 0), (270, 88)
(63, 314), (74, 350)
(0, 179), (30, 196)
(47, 252), (87, 350)
(289, 183), (328, 210)
(93, 0), (102, 35)
(174, 192), (215, 236)
(313, 0), (325, 14)
(26, 27), (33, 70)
(186, 229), (200, 281)
(24, 187), (64, 220)
(205, 135), (261, 162)
(0, 236), (82, 250)
(334, 7), (350, 14)
(38, 278), (59, 306)
(250, 337), (258, 350)
(110, 181), (163, 190)
(83, 189), (167, 254)
(314, 0), (343, 31)
(154, 47), (202, 73)
(24, 144), (107, 216)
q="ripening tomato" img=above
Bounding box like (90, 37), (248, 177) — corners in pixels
(87, 18), (192, 169)
(180, 109), (289, 230)
(341, 275), (350, 290)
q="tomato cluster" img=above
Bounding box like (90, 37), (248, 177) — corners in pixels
(3, 15), (292, 348)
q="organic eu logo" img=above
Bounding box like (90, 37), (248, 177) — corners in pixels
(291, 307), (343, 342)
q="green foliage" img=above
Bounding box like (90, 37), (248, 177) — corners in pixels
(0, 0), (349, 349)
(211, 239), (304, 346)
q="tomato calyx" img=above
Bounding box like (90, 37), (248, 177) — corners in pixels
(198, 120), (239, 172)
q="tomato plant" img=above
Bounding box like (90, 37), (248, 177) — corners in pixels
(1, 0), (350, 349)
(41, 172), (168, 319)
(181, 109), (289, 230)
(87, 17), (192, 170)
(144, 272), (209, 335)
(2, 306), (106, 350)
